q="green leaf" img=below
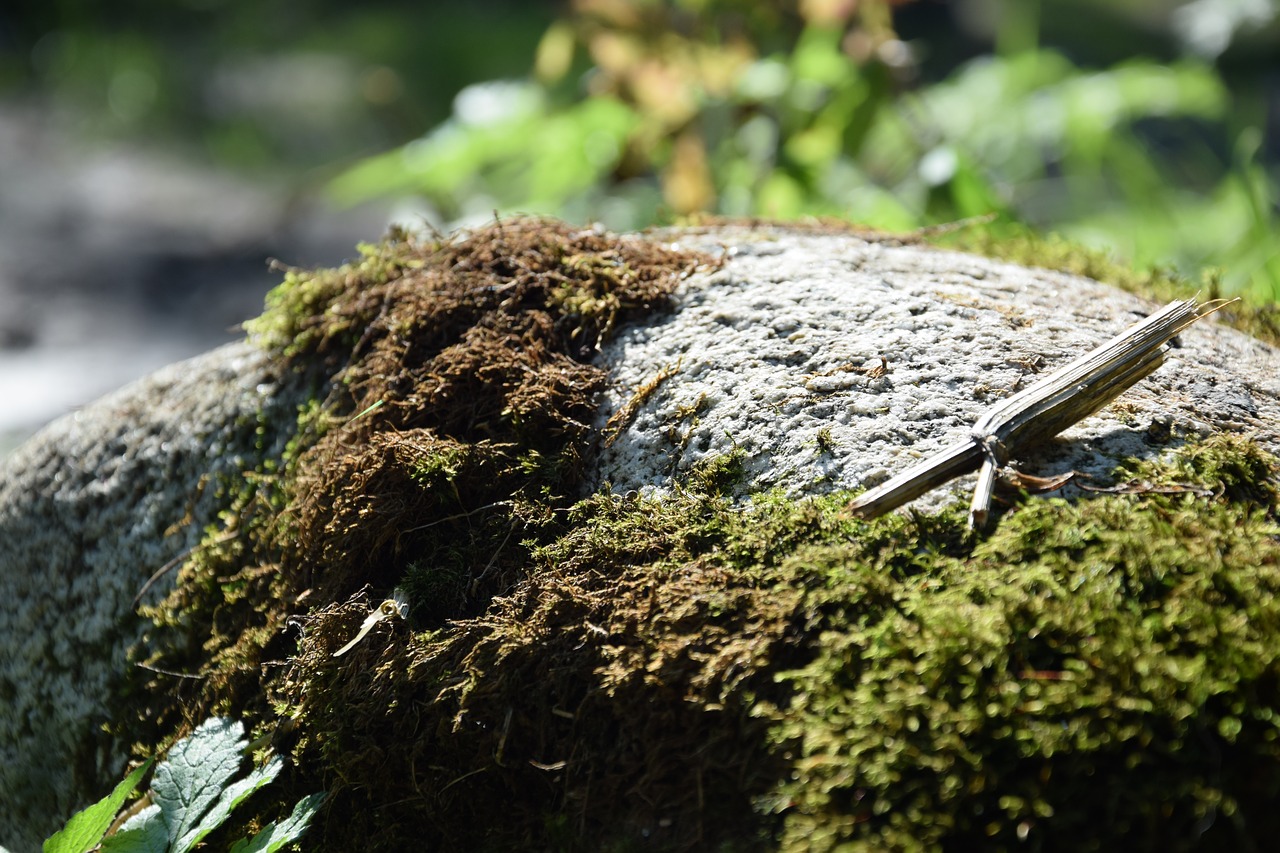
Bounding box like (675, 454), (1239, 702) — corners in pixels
(99, 805), (167, 853)
(174, 756), (283, 853)
(43, 758), (154, 853)
(150, 717), (248, 850)
(228, 793), (326, 853)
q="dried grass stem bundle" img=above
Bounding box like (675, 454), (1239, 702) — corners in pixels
(847, 298), (1217, 527)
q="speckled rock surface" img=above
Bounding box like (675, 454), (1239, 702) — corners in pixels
(0, 341), (306, 851)
(591, 226), (1280, 504)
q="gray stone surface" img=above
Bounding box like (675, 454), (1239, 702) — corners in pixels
(592, 226), (1280, 504)
(0, 341), (306, 852)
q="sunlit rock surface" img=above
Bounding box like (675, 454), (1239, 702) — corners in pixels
(593, 226), (1280, 504)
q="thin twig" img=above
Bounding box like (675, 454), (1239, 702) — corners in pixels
(133, 530), (238, 608)
(135, 661), (205, 680)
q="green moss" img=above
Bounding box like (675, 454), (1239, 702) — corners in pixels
(245, 230), (424, 360)
(401, 557), (469, 625)
(1113, 433), (1280, 506)
(774, 492), (1280, 850)
(262, 435), (1280, 850)
(685, 445), (747, 495)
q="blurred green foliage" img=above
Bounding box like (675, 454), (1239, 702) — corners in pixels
(328, 0), (1280, 302)
(3, 0), (1278, 300)
(0, 0), (556, 170)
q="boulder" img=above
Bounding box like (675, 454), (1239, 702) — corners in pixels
(2, 220), (1278, 851)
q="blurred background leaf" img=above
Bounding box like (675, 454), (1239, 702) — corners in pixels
(1, 0), (1278, 298)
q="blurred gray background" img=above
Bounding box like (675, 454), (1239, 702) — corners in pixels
(0, 103), (392, 453)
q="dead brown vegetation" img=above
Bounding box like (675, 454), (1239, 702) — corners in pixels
(127, 218), (717, 844)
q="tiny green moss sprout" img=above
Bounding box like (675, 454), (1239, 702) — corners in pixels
(814, 425), (836, 454)
(684, 446), (747, 496)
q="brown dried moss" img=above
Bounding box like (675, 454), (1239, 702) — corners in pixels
(276, 219), (710, 609)
(126, 218), (714, 819)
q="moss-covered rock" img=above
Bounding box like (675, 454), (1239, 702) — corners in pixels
(279, 437), (1280, 851)
(4, 218), (1280, 851)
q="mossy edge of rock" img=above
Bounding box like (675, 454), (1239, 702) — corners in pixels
(116, 216), (716, 845)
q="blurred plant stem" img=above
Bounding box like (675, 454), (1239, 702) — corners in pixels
(995, 0), (1040, 56)
(1231, 128), (1280, 300)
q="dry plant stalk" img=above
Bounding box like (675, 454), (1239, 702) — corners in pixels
(846, 298), (1216, 528)
(603, 358), (682, 447)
